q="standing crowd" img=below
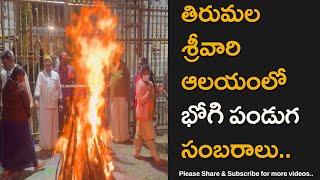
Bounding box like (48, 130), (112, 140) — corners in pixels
(0, 50), (77, 177)
(0, 50), (166, 177)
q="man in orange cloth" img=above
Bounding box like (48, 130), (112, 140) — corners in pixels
(134, 65), (166, 166)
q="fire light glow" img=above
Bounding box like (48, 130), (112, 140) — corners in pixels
(54, 1), (123, 179)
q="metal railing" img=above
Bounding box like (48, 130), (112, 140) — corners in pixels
(0, 0), (168, 135)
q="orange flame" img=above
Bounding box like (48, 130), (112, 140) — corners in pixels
(55, 1), (123, 179)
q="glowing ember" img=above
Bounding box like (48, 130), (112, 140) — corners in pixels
(54, 1), (123, 179)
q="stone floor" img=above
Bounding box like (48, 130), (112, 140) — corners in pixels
(0, 130), (168, 180)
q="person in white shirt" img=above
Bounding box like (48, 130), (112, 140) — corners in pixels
(1, 50), (33, 108)
(1, 50), (34, 135)
(34, 55), (63, 153)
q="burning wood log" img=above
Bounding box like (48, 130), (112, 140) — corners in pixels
(54, 1), (122, 179)
(61, 119), (75, 180)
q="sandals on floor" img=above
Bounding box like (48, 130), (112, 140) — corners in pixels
(134, 154), (145, 160)
(34, 160), (46, 172)
(155, 159), (166, 166)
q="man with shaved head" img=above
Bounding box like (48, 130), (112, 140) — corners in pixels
(54, 51), (77, 136)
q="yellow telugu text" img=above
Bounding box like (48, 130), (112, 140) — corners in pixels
(181, 4), (260, 23)
(181, 33), (241, 62)
(181, 68), (287, 91)
(181, 140), (291, 159)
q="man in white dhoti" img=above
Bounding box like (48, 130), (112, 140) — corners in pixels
(34, 55), (63, 153)
(109, 59), (131, 143)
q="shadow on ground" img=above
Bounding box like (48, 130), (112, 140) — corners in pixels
(0, 169), (45, 180)
(140, 157), (168, 174)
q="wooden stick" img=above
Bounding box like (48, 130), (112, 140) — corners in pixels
(85, 140), (96, 179)
(61, 119), (75, 180)
(94, 139), (107, 179)
(97, 136), (112, 170)
(68, 120), (78, 178)
(84, 128), (97, 179)
(61, 95), (81, 179)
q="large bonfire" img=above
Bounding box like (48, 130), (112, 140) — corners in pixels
(54, 1), (123, 179)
